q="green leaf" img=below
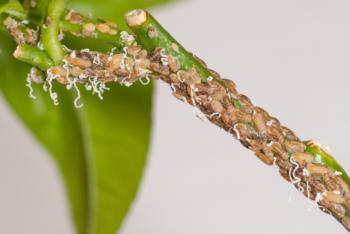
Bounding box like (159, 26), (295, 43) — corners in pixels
(0, 0), (173, 234)
(0, 35), (90, 234)
(78, 83), (153, 234)
(0, 0), (26, 19)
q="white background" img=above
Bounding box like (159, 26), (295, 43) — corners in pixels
(1, 0), (350, 233)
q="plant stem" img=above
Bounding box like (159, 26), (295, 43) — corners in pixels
(4, 4), (350, 232)
(126, 9), (350, 231)
(13, 44), (54, 70)
(0, 5), (124, 49)
(58, 15), (124, 49)
(125, 9), (243, 111)
(305, 141), (350, 186)
(125, 9), (213, 82)
(41, 0), (66, 64)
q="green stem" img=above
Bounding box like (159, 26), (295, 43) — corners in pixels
(126, 9), (242, 111)
(13, 44), (54, 70)
(41, 0), (66, 64)
(305, 141), (350, 187)
(125, 9), (212, 82)
(126, 9), (350, 187)
(59, 17), (124, 49)
(1, 6), (124, 49)
(5, 7), (350, 231)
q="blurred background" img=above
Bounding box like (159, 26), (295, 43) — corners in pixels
(1, 0), (350, 233)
